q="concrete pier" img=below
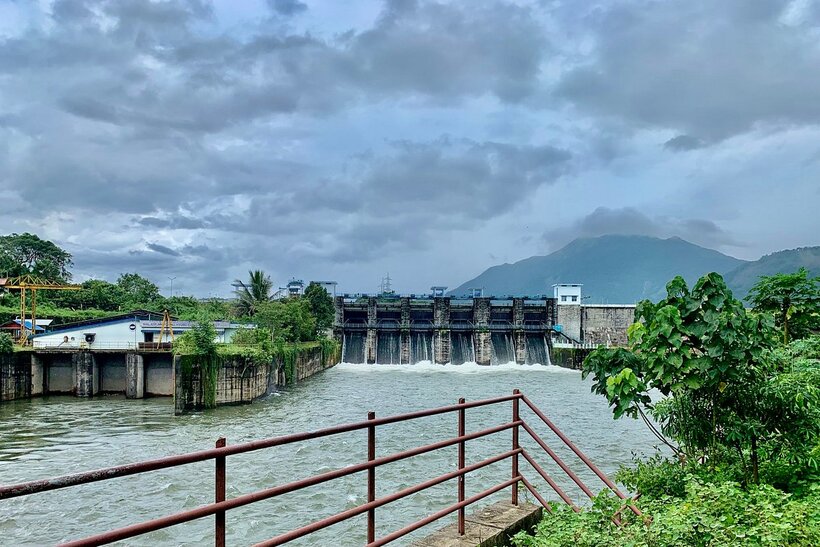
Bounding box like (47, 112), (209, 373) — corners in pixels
(125, 353), (144, 399)
(433, 297), (451, 364)
(366, 297), (378, 364)
(72, 352), (99, 397)
(31, 354), (44, 396)
(473, 297), (491, 366)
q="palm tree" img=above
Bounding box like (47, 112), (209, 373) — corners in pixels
(233, 270), (273, 317)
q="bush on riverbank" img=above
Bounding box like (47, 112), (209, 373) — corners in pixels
(515, 272), (820, 546)
(0, 332), (13, 353)
(514, 480), (820, 547)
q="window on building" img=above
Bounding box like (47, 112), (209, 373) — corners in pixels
(571, 296), (578, 302)
(561, 295), (568, 302)
(144, 332), (154, 343)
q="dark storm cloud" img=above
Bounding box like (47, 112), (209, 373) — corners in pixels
(146, 243), (182, 256)
(1, 0), (817, 294)
(165, 138), (570, 263)
(556, 0), (820, 142)
(352, 139), (570, 218)
(268, 0), (308, 16)
(664, 135), (705, 152)
(544, 207), (739, 251)
(137, 216), (207, 230)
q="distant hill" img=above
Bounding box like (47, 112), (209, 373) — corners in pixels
(723, 247), (820, 300)
(451, 235), (748, 303)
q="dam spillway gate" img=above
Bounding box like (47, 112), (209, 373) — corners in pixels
(334, 296), (557, 365)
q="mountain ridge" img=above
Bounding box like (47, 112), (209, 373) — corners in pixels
(451, 235), (817, 303)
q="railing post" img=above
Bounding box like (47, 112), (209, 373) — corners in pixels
(367, 411), (376, 544)
(512, 389), (520, 506)
(457, 397), (466, 535)
(215, 437), (226, 547)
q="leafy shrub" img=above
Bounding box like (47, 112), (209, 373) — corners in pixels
(0, 332), (13, 353)
(173, 318), (217, 355)
(514, 480), (820, 547)
(615, 455), (689, 499)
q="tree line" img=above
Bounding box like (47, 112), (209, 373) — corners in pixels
(0, 233), (334, 344)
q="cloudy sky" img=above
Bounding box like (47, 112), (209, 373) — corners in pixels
(1, 0), (818, 296)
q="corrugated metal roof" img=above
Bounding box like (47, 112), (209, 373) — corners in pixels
(140, 320), (248, 329)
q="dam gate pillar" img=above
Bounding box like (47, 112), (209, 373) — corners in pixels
(513, 298), (526, 364)
(72, 351), (99, 398)
(126, 353), (145, 399)
(433, 297), (451, 364)
(366, 297), (378, 364)
(473, 297), (492, 366)
(400, 297), (411, 364)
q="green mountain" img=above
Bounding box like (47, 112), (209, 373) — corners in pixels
(452, 235), (819, 303)
(451, 235), (747, 303)
(723, 247), (820, 300)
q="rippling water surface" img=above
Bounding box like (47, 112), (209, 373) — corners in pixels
(0, 363), (662, 546)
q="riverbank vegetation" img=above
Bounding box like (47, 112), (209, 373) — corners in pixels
(515, 270), (820, 546)
(1, 233), (336, 349)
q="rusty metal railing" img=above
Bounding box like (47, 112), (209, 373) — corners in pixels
(0, 390), (638, 546)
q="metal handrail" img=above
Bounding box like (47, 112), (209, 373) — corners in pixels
(0, 391), (634, 546)
(0, 394), (520, 501)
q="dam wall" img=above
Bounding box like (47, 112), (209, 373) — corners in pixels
(334, 295), (635, 366)
(0, 350), (175, 402)
(2, 342), (340, 410)
(335, 296), (557, 366)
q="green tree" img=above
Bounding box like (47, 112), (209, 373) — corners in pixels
(53, 279), (125, 311)
(0, 233), (73, 281)
(304, 282), (334, 330)
(584, 273), (820, 483)
(0, 332), (13, 353)
(255, 298), (316, 343)
(233, 270), (273, 317)
(748, 268), (820, 343)
(173, 317), (217, 355)
(116, 273), (162, 309)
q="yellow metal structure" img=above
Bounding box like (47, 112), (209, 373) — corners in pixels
(0, 275), (81, 345)
(157, 309), (175, 349)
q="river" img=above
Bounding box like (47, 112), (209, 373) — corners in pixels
(0, 362), (661, 546)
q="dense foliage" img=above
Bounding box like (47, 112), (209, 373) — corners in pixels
(0, 332), (13, 354)
(514, 482), (820, 547)
(173, 318), (218, 356)
(583, 273), (820, 482)
(304, 282), (334, 330)
(0, 232), (73, 281)
(517, 272), (820, 546)
(747, 267), (820, 343)
(255, 298), (317, 343)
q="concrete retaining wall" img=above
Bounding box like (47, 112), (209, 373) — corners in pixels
(551, 347), (592, 370)
(0, 351), (175, 402)
(582, 305), (635, 346)
(175, 344), (338, 415)
(0, 353), (30, 401)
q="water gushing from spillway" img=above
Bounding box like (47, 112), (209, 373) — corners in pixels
(490, 333), (515, 365)
(341, 332), (365, 363)
(410, 332), (433, 363)
(376, 332), (401, 364)
(450, 333), (475, 365)
(525, 334), (552, 366)
(342, 331), (552, 365)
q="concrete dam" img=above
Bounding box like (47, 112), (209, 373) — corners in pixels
(333, 296), (557, 365)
